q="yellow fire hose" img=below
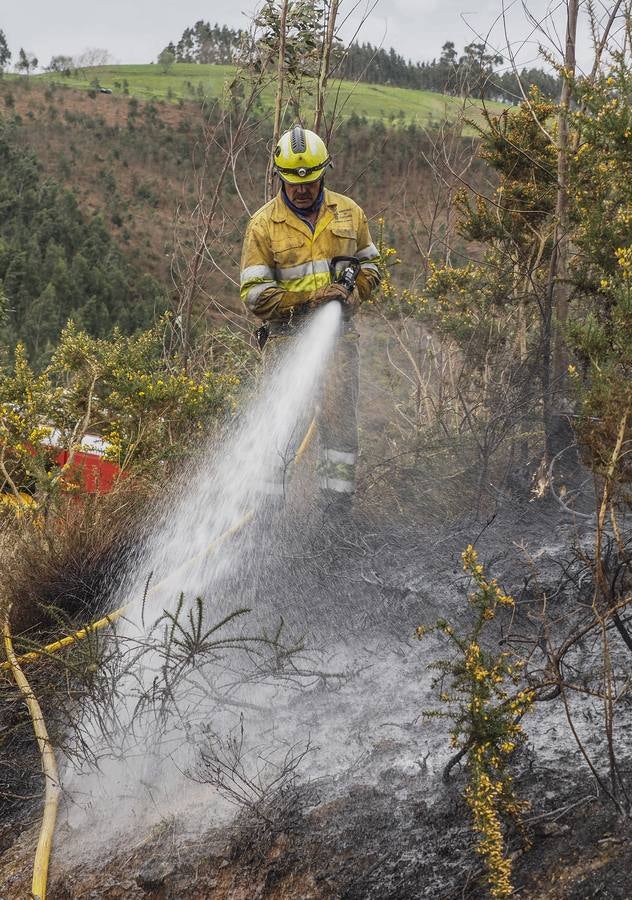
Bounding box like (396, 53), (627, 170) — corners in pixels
(0, 510), (256, 673)
(2, 417), (316, 672)
(0, 505), (256, 899)
(0, 416), (317, 896)
(0, 608), (128, 672)
(294, 417), (317, 466)
(0, 507), (260, 673)
(3, 612), (60, 900)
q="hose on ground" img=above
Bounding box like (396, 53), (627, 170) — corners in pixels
(3, 610), (60, 900)
(1, 410), (318, 897)
(1, 416), (317, 671)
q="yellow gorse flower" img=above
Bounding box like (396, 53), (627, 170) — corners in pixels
(418, 547), (531, 897)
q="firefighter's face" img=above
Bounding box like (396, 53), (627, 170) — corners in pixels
(285, 178), (322, 208)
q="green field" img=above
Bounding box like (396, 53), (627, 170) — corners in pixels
(31, 63), (507, 128)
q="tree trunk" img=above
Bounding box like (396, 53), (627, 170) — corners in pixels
(544, 0), (579, 463)
(176, 68), (270, 369)
(265, 0), (289, 203)
(313, 0), (340, 138)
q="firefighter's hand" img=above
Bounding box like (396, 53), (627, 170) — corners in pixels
(344, 288), (362, 315)
(307, 284), (349, 308)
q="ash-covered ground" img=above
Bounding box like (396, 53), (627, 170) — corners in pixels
(3, 484), (632, 899)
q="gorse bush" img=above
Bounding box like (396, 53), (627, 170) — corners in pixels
(567, 56), (632, 494)
(418, 546), (534, 897)
(0, 317), (240, 517)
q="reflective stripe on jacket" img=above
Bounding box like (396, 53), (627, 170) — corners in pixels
(240, 189), (381, 320)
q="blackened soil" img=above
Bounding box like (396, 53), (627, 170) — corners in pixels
(4, 757), (632, 899)
(3, 491), (632, 899)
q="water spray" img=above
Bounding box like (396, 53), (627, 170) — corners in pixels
(60, 301), (344, 845)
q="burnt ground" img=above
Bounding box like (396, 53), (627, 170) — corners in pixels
(3, 752), (632, 898)
(2, 489), (632, 898)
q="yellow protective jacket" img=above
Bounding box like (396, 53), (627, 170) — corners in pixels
(240, 189), (381, 321)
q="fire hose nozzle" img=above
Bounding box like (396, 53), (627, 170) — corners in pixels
(330, 256), (361, 298)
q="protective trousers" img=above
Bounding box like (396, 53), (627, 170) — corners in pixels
(261, 328), (359, 500)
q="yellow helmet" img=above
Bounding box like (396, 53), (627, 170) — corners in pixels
(274, 126), (332, 184)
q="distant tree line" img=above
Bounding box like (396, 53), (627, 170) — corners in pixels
(0, 122), (166, 366)
(46, 48), (111, 76)
(336, 40), (561, 103)
(163, 21), (244, 66)
(161, 22), (560, 102)
(0, 29), (111, 78)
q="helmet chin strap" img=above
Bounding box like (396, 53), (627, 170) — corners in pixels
(282, 179), (325, 216)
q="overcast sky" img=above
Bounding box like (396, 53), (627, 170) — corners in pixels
(1, 1), (623, 77)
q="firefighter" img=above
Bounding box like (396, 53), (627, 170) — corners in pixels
(240, 126), (381, 511)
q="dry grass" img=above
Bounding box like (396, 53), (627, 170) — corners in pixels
(2, 483), (149, 644)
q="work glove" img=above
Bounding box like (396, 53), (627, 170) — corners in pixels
(343, 287), (362, 315)
(355, 270), (378, 302)
(307, 283), (349, 309)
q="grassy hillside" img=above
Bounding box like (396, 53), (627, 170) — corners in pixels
(31, 63), (507, 128)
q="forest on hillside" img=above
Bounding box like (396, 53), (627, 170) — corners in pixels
(161, 19), (560, 103)
(1, 2), (632, 898)
(0, 121), (166, 365)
